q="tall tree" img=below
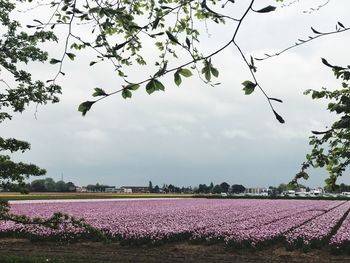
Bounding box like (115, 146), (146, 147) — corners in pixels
(220, 182), (230, 193)
(211, 184), (223, 194)
(154, 185), (160, 193)
(231, 184), (245, 194)
(148, 181), (153, 193)
(0, 0), (61, 193)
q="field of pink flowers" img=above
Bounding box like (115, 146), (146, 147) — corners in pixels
(2, 199), (350, 251)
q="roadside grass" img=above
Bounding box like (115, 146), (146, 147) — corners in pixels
(0, 193), (194, 201)
(1, 192), (350, 201)
(0, 255), (96, 263)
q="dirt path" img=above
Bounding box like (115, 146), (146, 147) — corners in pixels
(0, 239), (350, 263)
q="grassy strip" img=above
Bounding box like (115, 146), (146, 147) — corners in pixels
(194, 194), (350, 201)
(0, 194), (193, 201)
(3, 194), (350, 201)
(0, 255), (94, 263)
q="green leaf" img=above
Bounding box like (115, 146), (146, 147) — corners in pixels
(78, 101), (95, 116)
(311, 130), (331, 135)
(269, 97), (283, 103)
(201, 59), (213, 81)
(49, 58), (61, 64)
(321, 58), (333, 68)
(166, 31), (180, 45)
(122, 89), (132, 99)
(338, 21), (345, 29)
(249, 56), (257, 72)
(204, 70), (211, 81)
(125, 83), (140, 91)
(154, 79), (165, 91)
(273, 110), (285, 124)
(152, 17), (161, 29)
(256, 6), (276, 13)
(160, 5), (172, 9)
(150, 32), (165, 37)
(242, 80), (257, 95)
(185, 37), (191, 49)
(92, 88), (107, 97)
(210, 67), (219, 78)
(115, 41), (128, 50)
(311, 27), (322, 34)
(178, 68), (192, 77)
(174, 72), (182, 86)
(89, 61), (97, 66)
(146, 80), (156, 94)
(66, 53), (76, 60)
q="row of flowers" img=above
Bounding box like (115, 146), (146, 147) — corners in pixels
(285, 201), (350, 249)
(329, 207), (350, 252)
(1, 199), (350, 251)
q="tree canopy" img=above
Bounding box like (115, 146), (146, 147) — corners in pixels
(0, 0), (61, 193)
(292, 60), (350, 191)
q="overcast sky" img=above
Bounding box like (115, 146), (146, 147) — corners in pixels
(2, 0), (350, 188)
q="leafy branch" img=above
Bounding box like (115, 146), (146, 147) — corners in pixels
(73, 0), (284, 122)
(255, 22), (350, 61)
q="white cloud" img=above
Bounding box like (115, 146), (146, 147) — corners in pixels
(222, 129), (253, 140)
(75, 129), (109, 142)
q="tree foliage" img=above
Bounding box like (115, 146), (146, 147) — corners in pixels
(211, 184), (223, 194)
(30, 177), (76, 192)
(0, 0), (61, 193)
(13, 0), (295, 122)
(292, 60), (350, 191)
(220, 182), (230, 193)
(230, 184), (245, 194)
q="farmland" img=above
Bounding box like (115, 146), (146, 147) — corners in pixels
(2, 198), (350, 254)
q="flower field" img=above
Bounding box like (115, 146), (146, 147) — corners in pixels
(2, 199), (350, 251)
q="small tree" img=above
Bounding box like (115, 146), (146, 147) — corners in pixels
(66, 182), (76, 192)
(153, 185), (160, 193)
(30, 179), (46, 192)
(55, 180), (68, 192)
(277, 183), (288, 194)
(148, 181), (153, 193)
(220, 182), (230, 193)
(231, 184), (246, 194)
(211, 184), (224, 194)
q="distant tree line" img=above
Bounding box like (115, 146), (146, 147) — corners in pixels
(148, 181), (193, 194)
(147, 181), (246, 194)
(27, 178), (76, 192)
(193, 182), (246, 194)
(22, 179), (350, 194)
(338, 184), (350, 193)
